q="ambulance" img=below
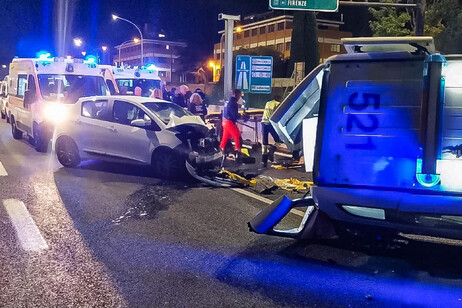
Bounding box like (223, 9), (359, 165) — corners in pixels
(101, 65), (161, 97)
(7, 54), (109, 152)
(0, 76), (8, 121)
(250, 37), (462, 241)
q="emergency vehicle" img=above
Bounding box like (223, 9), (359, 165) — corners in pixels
(250, 37), (462, 241)
(101, 65), (161, 97)
(0, 76), (8, 120)
(7, 54), (108, 152)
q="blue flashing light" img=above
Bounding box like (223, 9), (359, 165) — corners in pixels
(416, 159), (441, 187)
(84, 55), (97, 64)
(36, 51), (52, 60)
(145, 64), (157, 71)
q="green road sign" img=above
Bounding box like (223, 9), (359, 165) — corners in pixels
(269, 0), (338, 12)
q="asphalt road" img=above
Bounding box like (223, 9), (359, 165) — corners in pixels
(2, 120), (462, 308)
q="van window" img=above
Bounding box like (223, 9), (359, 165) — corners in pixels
(106, 80), (117, 95)
(28, 75), (36, 92)
(17, 75), (27, 97)
(38, 75), (108, 103)
(82, 100), (109, 120)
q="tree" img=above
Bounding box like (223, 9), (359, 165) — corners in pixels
(369, 0), (450, 45)
(369, 6), (413, 36)
(289, 11), (319, 77)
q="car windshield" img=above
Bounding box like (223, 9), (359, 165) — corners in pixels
(38, 74), (108, 103)
(142, 102), (191, 124)
(116, 79), (161, 97)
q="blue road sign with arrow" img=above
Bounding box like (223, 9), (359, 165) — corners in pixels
(236, 55), (273, 94)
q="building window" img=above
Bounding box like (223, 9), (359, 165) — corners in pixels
(330, 44), (340, 53)
(286, 42), (291, 51)
(235, 33), (242, 40)
(268, 24), (275, 33)
(166, 45), (170, 50)
(251, 28), (257, 36)
(276, 43), (284, 52)
(286, 21), (293, 29)
(244, 30), (250, 38)
(277, 22), (284, 31)
(260, 26), (266, 34)
(217, 53), (221, 60)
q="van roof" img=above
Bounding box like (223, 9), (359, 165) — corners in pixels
(11, 58), (102, 76)
(342, 36), (435, 54)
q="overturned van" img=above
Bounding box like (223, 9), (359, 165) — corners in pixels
(250, 37), (462, 240)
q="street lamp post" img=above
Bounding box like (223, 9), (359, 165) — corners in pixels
(218, 13), (240, 100)
(112, 14), (144, 66)
(219, 26), (242, 78)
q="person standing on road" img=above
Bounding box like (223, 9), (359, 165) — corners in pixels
(134, 86), (142, 96)
(173, 85), (189, 108)
(220, 89), (243, 156)
(150, 88), (163, 99)
(188, 93), (208, 121)
(261, 95), (283, 167)
(162, 84), (171, 101)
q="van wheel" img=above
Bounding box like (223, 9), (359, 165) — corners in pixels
(1, 110), (5, 119)
(11, 118), (22, 140)
(151, 148), (185, 179)
(6, 114), (10, 123)
(33, 123), (48, 153)
(56, 137), (80, 167)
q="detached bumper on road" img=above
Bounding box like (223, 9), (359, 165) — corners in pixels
(191, 151), (222, 166)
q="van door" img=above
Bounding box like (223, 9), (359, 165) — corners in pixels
(15, 74), (30, 133)
(269, 65), (324, 154)
(23, 75), (37, 134)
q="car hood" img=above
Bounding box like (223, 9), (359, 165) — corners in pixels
(165, 115), (209, 135)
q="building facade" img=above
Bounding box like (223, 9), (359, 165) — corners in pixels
(212, 12), (352, 78)
(114, 39), (187, 84)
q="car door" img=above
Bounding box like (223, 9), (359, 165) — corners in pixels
(269, 65), (324, 154)
(106, 99), (159, 163)
(77, 99), (111, 155)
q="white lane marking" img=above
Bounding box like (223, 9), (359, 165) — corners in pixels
(3, 199), (48, 251)
(0, 161), (7, 176)
(231, 188), (305, 217)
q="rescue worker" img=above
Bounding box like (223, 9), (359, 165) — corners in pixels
(173, 85), (189, 108)
(220, 89), (243, 157)
(261, 95), (283, 167)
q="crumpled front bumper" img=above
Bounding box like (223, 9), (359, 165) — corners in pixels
(189, 150), (222, 166)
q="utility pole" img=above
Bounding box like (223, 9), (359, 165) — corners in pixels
(218, 13), (240, 100)
(415, 0), (426, 36)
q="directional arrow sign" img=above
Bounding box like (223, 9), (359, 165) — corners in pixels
(269, 0), (338, 12)
(235, 55), (251, 93)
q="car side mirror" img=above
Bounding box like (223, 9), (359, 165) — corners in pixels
(24, 90), (35, 105)
(131, 118), (151, 128)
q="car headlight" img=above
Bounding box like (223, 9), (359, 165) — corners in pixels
(43, 103), (68, 124)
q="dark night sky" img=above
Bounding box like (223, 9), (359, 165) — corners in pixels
(0, 0), (270, 63)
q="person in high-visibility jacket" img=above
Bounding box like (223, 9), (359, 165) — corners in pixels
(261, 95), (283, 167)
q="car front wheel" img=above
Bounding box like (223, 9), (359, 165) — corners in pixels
(56, 137), (81, 168)
(151, 148), (185, 179)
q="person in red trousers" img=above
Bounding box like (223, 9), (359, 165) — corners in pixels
(220, 89), (243, 157)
